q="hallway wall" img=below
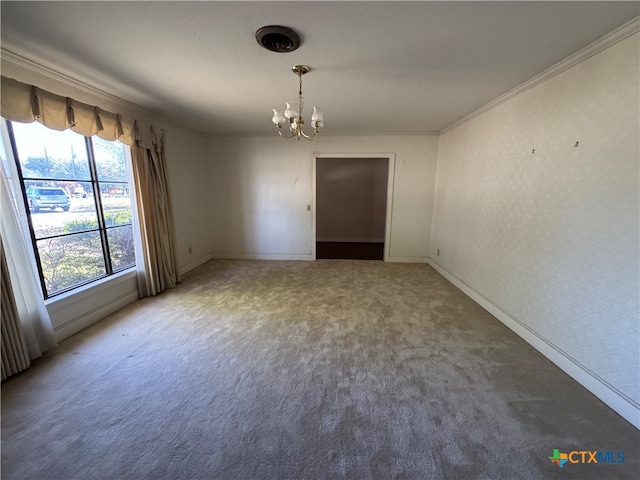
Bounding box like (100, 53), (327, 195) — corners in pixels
(316, 157), (388, 243)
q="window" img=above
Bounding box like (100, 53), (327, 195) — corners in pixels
(7, 120), (136, 299)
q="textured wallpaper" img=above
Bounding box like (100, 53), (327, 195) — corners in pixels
(431, 34), (639, 404)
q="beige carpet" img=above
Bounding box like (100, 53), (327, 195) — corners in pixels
(2, 259), (638, 479)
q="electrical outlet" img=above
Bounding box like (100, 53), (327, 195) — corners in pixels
(188, 247), (192, 255)
(437, 249), (440, 256)
(307, 204), (311, 211)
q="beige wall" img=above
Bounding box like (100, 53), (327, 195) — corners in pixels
(205, 135), (439, 262)
(431, 33), (639, 407)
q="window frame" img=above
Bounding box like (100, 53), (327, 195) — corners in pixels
(6, 120), (136, 299)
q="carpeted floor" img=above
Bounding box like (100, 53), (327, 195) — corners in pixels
(1, 260), (638, 479)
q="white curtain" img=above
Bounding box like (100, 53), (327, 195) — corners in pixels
(0, 135), (56, 363)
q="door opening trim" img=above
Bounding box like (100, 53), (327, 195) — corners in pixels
(312, 153), (395, 261)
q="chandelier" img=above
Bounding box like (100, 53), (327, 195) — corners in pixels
(271, 65), (324, 140)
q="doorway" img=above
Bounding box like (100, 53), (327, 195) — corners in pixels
(314, 156), (392, 260)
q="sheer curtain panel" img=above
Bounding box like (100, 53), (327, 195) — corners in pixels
(0, 157), (56, 375)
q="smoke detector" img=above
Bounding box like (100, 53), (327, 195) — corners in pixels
(255, 25), (301, 53)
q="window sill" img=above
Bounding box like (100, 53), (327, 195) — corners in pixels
(45, 267), (137, 309)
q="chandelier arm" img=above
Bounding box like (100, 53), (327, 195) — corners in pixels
(278, 129), (295, 139)
(300, 129), (317, 140)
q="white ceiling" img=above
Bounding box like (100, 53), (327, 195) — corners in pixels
(1, 1), (638, 135)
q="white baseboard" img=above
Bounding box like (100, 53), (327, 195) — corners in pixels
(386, 256), (429, 264)
(53, 290), (139, 343)
(211, 252), (315, 261)
(179, 253), (213, 276)
(427, 258), (640, 429)
(211, 252), (428, 263)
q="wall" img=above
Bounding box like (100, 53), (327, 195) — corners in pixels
(316, 157), (388, 243)
(1, 56), (211, 341)
(430, 33), (639, 424)
(205, 135), (439, 262)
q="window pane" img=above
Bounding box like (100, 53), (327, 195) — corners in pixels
(107, 225), (135, 270)
(37, 232), (106, 296)
(100, 182), (133, 227)
(26, 181), (100, 238)
(93, 137), (129, 182)
(8, 120), (136, 299)
(12, 121), (90, 180)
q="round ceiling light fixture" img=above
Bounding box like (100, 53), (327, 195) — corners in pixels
(255, 25), (301, 53)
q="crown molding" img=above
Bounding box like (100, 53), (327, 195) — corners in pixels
(1, 48), (133, 110)
(0, 47), (205, 137)
(440, 16), (640, 134)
